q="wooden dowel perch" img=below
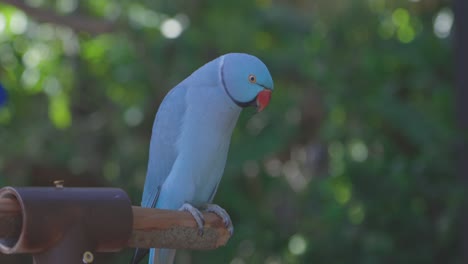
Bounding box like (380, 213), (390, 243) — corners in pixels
(0, 198), (230, 251)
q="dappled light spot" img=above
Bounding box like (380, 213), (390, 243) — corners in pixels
(9, 11), (28, 35)
(433, 8), (453, 39)
(243, 160), (260, 178)
(0, 14), (6, 34)
(264, 158), (282, 177)
(57, 0), (78, 14)
(288, 234), (307, 255)
(48, 93), (72, 129)
(22, 47), (42, 68)
(391, 8), (415, 43)
(349, 140), (368, 162)
(392, 8), (409, 27)
(21, 68), (40, 89)
(291, 146), (307, 164)
(333, 180), (351, 205)
(57, 28), (80, 56)
(378, 16), (395, 39)
(161, 18), (183, 39)
(124, 106), (144, 127)
(348, 203), (365, 224)
(128, 4), (161, 28)
(175, 14), (190, 29)
(43, 77), (62, 96)
(25, 0), (44, 8)
(103, 2), (121, 19)
(397, 25), (415, 43)
(283, 160), (308, 192)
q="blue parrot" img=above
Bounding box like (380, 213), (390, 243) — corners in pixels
(131, 53), (274, 264)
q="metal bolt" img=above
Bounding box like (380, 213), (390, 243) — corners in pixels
(82, 251), (94, 263)
(53, 180), (64, 188)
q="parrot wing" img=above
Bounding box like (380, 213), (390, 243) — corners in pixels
(141, 84), (188, 208)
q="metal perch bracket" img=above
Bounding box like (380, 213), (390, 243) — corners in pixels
(0, 186), (133, 264)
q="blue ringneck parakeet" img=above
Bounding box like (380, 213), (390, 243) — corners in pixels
(131, 53), (274, 264)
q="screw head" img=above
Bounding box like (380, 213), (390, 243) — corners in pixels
(53, 180), (64, 188)
(82, 251), (94, 263)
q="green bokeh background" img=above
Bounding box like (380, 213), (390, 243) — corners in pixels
(0, 0), (461, 263)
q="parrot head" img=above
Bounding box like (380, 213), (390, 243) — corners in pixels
(222, 53), (274, 112)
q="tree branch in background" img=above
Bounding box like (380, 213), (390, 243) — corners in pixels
(2, 0), (117, 35)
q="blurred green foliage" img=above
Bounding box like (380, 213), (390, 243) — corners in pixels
(0, 0), (461, 263)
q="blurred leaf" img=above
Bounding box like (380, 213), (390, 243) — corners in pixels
(48, 93), (71, 129)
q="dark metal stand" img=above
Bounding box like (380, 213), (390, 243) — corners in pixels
(0, 187), (133, 264)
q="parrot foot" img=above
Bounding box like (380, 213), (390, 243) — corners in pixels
(179, 203), (205, 235)
(203, 204), (234, 236)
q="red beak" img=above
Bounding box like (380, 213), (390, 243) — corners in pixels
(256, 89), (272, 112)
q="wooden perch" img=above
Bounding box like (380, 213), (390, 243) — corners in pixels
(0, 198), (230, 250)
(130, 205), (230, 249)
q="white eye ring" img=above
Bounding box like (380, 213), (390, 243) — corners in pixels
(248, 74), (256, 83)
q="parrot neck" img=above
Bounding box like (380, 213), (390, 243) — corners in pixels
(181, 56), (243, 123)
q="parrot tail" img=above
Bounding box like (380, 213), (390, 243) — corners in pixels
(152, 248), (176, 264)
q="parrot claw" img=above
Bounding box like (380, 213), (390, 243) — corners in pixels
(179, 203), (205, 236)
(203, 204), (234, 236)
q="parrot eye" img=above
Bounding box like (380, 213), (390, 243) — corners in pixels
(248, 74), (256, 83)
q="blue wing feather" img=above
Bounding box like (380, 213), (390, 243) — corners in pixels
(141, 84), (188, 208)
